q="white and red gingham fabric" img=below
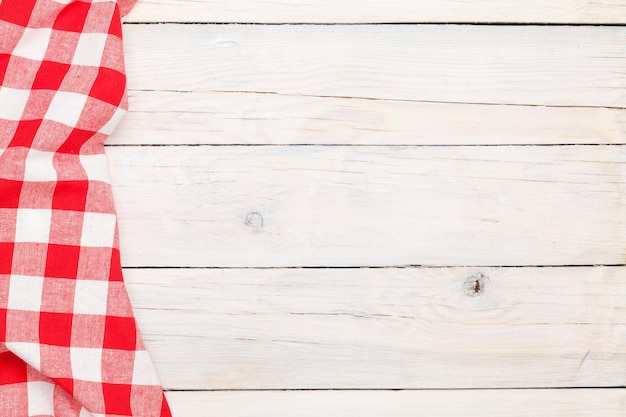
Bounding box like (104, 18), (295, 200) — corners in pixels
(0, 0), (172, 416)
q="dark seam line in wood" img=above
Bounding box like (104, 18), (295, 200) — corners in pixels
(123, 22), (626, 27)
(163, 386), (626, 392)
(126, 89), (626, 111)
(122, 264), (626, 270)
(105, 143), (626, 147)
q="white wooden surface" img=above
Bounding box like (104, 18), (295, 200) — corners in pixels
(166, 390), (626, 417)
(125, 267), (626, 389)
(122, 25), (626, 108)
(112, 90), (626, 146)
(126, 0), (626, 23)
(117, 1), (626, 414)
(107, 145), (626, 267)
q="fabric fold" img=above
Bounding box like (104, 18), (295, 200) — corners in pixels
(0, 0), (171, 416)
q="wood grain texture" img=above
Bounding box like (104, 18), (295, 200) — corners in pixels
(107, 145), (626, 268)
(124, 266), (626, 389)
(165, 390), (626, 416)
(107, 90), (626, 146)
(125, 0), (626, 24)
(123, 25), (626, 108)
(118, 3), (626, 407)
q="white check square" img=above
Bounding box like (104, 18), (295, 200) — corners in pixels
(13, 28), (52, 61)
(0, 87), (30, 120)
(132, 350), (161, 385)
(72, 33), (108, 67)
(45, 91), (88, 127)
(23, 149), (57, 182)
(74, 280), (109, 315)
(27, 382), (55, 416)
(70, 347), (103, 382)
(8, 275), (44, 312)
(80, 212), (116, 247)
(15, 209), (52, 243)
(80, 409), (104, 417)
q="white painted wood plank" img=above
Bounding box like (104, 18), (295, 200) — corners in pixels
(123, 25), (626, 108)
(107, 90), (626, 146)
(107, 145), (626, 268)
(125, 267), (626, 389)
(165, 389), (626, 417)
(125, 0), (626, 24)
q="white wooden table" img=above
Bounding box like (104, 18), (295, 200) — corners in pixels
(108, 1), (626, 415)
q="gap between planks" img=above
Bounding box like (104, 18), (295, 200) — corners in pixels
(126, 87), (626, 109)
(163, 387), (626, 391)
(121, 264), (626, 269)
(124, 22), (626, 26)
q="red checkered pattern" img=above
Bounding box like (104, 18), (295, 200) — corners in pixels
(0, 1), (172, 416)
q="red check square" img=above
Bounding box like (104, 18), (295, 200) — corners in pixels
(44, 244), (80, 279)
(52, 1), (90, 33)
(90, 67), (126, 107)
(0, 351), (27, 384)
(32, 61), (71, 91)
(0, 54), (11, 85)
(103, 316), (136, 351)
(0, 0), (37, 26)
(103, 383), (132, 416)
(52, 181), (88, 211)
(0, 180), (22, 209)
(0, 309), (6, 342)
(0, 243), (14, 274)
(39, 312), (73, 346)
(8, 120), (42, 149)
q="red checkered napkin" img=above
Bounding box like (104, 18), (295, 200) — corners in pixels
(0, 0), (172, 416)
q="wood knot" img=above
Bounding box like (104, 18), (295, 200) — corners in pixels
(464, 273), (488, 297)
(245, 212), (264, 232)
